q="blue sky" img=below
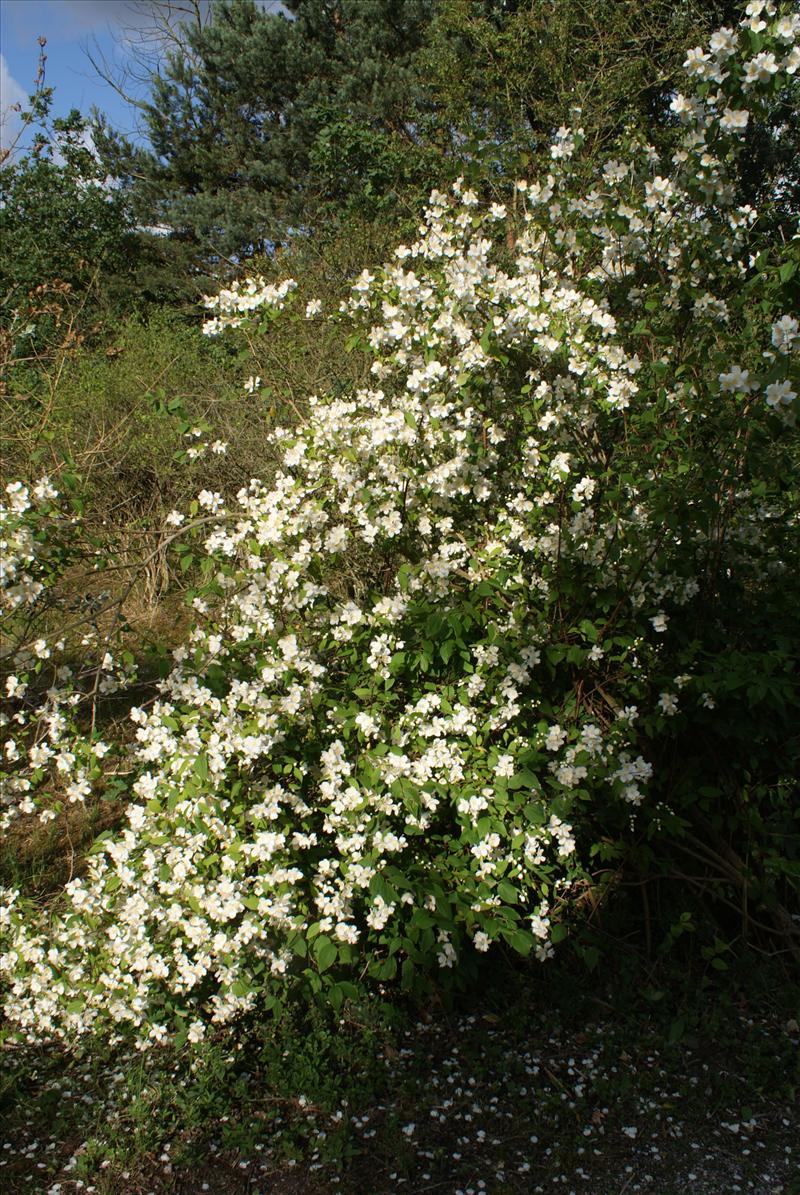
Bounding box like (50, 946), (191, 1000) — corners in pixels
(1, 1), (158, 151)
(0, 0), (287, 156)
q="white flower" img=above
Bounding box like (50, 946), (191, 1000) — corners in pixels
(572, 477), (596, 504)
(764, 380), (796, 408)
(785, 46), (800, 74)
(473, 931), (490, 952)
(545, 725), (567, 752)
(650, 613), (669, 633)
(743, 51), (779, 86)
(644, 176), (674, 209)
(197, 490), (224, 512)
(775, 15), (800, 42)
(354, 712), (379, 738)
(603, 159), (629, 182)
(709, 27), (736, 58)
(719, 108), (749, 133)
(5, 481), (29, 512)
(771, 315), (799, 354)
(305, 299), (322, 318)
(718, 366), (757, 393)
(325, 526), (348, 552)
(32, 476), (57, 501)
(669, 93), (695, 119)
(549, 452), (572, 480)
(530, 911), (550, 939)
(494, 753), (515, 778)
(684, 47), (711, 77)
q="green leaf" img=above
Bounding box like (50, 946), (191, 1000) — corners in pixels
(329, 984), (344, 1012)
(194, 754), (209, 781)
(667, 1016), (686, 1044)
(401, 958), (416, 990)
(507, 769), (541, 791)
(501, 928), (533, 956)
(314, 936), (337, 973)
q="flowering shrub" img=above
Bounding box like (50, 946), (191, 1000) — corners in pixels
(0, 477), (136, 832)
(1, 3), (798, 1046)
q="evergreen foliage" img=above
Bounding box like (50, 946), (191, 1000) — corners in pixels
(94, 0), (436, 259)
(94, 0), (788, 265)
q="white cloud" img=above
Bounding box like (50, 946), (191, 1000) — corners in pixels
(68, 2), (207, 35)
(1, 52), (28, 154)
(2, 1), (290, 55)
(40, 2), (286, 38)
(2, 2), (207, 44)
(49, 1), (122, 34)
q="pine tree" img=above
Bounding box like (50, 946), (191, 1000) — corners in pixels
(94, 0), (799, 265)
(95, 0), (435, 259)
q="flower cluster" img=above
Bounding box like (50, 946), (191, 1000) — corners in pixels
(1, 478), (59, 614)
(1, 479), (135, 836)
(201, 276), (298, 336)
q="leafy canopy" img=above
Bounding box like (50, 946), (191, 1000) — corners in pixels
(95, 0), (775, 263)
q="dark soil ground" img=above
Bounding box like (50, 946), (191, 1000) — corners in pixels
(2, 954), (798, 1195)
